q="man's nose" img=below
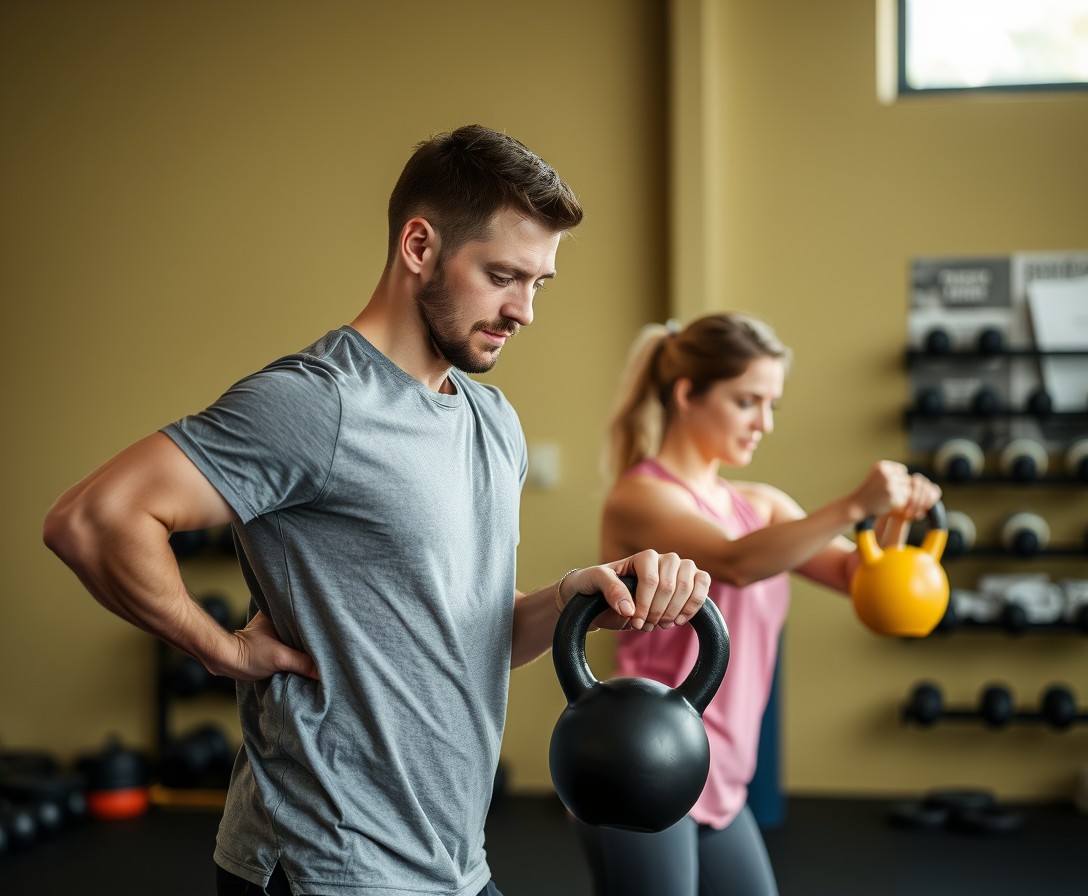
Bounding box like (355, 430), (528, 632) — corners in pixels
(502, 286), (534, 327)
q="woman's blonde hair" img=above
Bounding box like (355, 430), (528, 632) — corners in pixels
(601, 312), (792, 483)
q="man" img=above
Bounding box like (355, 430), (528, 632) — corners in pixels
(44, 125), (711, 896)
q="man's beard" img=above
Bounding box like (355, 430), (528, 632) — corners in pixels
(415, 265), (518, 374)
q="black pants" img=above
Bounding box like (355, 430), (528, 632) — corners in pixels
(216, 863), (293, 896)
(216, 863), (503, 896)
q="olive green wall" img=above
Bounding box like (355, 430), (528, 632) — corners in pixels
(0, 0), (667, 787)
(3, 0), (1086, 804)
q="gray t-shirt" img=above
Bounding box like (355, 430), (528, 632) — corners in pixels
(163, 326), (526, 896)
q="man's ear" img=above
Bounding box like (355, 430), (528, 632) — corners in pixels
(398, 216), (440, 276)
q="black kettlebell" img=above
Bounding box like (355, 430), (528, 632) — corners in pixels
(549, 575), (729, 833)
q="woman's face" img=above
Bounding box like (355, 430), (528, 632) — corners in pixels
(683, 356), (786, 467)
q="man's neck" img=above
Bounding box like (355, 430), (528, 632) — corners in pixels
(350, 283), (453, 393)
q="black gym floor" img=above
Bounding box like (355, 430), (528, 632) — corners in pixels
(1, 795), (1085, 895)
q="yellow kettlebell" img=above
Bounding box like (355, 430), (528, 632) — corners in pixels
(850, 501), (950, 638)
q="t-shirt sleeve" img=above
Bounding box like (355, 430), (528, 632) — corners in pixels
(161, 358), (342, 524)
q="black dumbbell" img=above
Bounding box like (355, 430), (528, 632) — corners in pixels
(909, 682), (1087, 731)
(945, 510), (976, 558)
(977, 327), (1005, 355)
(163, 655), (235, 698)
(948, 803), (1024, 836)
(1076, 602), (1088, 635)
(914, 386), (944, 417)
(23, 795), (62, 838)
(164, 655), (213, 697)
(1001, 601), (1030, 635)
(0, 772), (87, 835)
(160, 725), (233, 789)
(933, 438), (984, 482)
(1066, 440), (1088, 482)
(1026, 387), (1053, 417)
(979, 684), (1015, 729)
(1000, 512), (1050, 557)
(163, 597), (235, 696)
(919, 786), (1023, 837)
(888, 799), (951, 831)
(904, 682), (1027, 728)
(0, 799), (38, 851)
(923, 327), (953, 355)
(1040, 685), (1078, 730)
(998, 438), (1048, 482)
(924, 788), (995, 814)
(972, 386), (1003, 417)
(888, 787), (1008, 833)
(902, 682), (944, 726)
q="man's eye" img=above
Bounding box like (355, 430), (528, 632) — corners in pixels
(490, 274), (512, 286)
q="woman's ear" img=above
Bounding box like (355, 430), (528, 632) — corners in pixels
(398, 217), (440, 276)
(672, 377), (694, 410)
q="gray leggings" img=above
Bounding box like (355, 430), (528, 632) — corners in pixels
(575, 805), (779, 896)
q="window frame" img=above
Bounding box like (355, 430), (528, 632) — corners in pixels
(896, 0), (1088, 96)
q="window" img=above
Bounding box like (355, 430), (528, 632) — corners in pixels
(897, 0), (1088, 94)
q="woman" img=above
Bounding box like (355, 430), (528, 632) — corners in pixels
(576, 313), (941, 896)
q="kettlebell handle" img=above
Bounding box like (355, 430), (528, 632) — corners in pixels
(855, 500), (947, 536)
(553, 574), (730, 715)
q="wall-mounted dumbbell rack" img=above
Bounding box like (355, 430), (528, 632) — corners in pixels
(902, 680), (1088, 732)
(895, 253), (1088, 815)
(154, 528), (245, 796)
(904, 339), (1088, 637)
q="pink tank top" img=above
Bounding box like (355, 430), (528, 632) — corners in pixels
(613, 458), (790, 829)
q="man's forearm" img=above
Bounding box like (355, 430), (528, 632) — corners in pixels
(509, 581), (566, 669)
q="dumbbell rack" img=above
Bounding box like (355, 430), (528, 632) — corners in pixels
(903, 681), (1088, 731)
(896, 256), (1088, 816)
(922, 486), (1088, 636)
(153, 639), (236, 784)
(905, 337), (1088, 637)
(905, 348), (1088, 428)
(153, 529), (245, 799)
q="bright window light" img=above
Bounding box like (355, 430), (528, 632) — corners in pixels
(900, 0), (1088, 92)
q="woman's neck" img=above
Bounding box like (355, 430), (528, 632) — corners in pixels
(653, 437), (722, 493)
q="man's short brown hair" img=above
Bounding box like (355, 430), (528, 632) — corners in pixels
(386, 125), (583, 266)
